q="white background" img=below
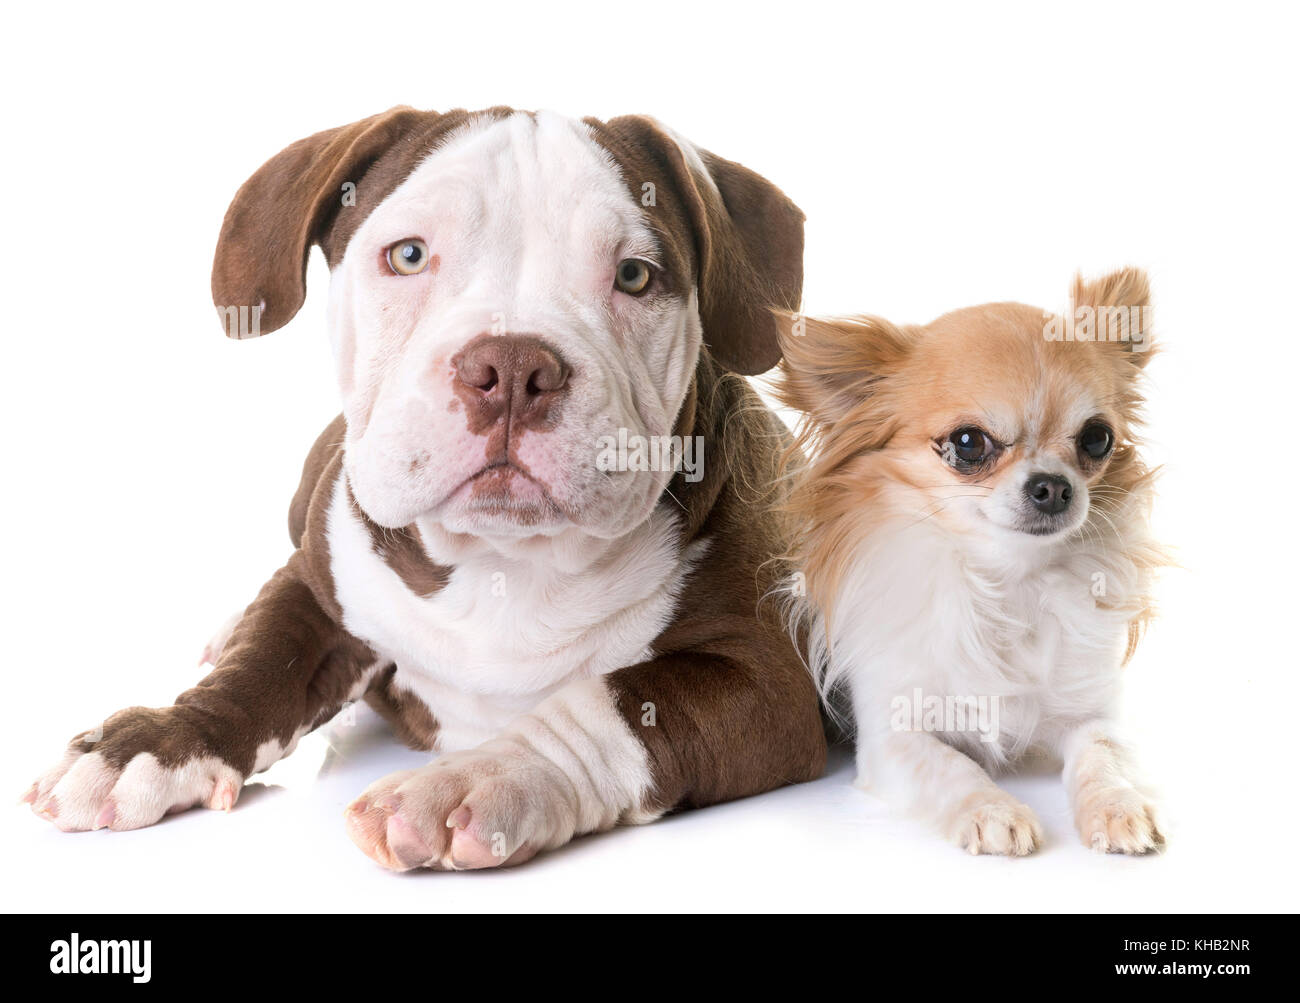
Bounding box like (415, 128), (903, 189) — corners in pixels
(2, 1), (1297, 912)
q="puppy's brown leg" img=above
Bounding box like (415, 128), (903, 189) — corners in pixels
(26, 553), (381, 831)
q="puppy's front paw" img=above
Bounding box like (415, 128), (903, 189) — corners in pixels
(24, 708), (244, 832)
(1075, 786), (1164, 854)
(947, 791), (1042, 856)
(344, 742), (574, 872)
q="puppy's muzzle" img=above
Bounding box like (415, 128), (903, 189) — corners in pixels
(453, 334), (570, 433)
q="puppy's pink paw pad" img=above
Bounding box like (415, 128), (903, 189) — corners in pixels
(207, 779), (239, 813)
(344, 798), (412, 871)
(385, 812), (434, 870)
(447, 810), (505, 869)
(93, 802), (116, 830)
(346, 755), (561, 872)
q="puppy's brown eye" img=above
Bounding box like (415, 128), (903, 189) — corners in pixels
(387, 238), (430, 276)
(614, 258), (652, 295)
(946, 426), (996, 466)
(1079, 422), (1114, 461)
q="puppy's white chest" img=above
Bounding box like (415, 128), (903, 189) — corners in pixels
(327, 478), (698, 748)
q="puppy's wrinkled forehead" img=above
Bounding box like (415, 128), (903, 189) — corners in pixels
(349, 113), (663, 288)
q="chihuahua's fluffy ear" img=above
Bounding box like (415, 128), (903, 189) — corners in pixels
(1071, 266), (1155, 366)
(773, 310), (912, 426)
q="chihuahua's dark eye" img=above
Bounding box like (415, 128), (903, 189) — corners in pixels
(947, 426), (996, 465)
(614, 258), (653, 295)
(1079, 422), (1114, 461)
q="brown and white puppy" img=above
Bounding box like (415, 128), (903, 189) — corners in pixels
(24, 107), (827, 870)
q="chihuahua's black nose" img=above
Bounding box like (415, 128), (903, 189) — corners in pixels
(1025, 473), (1073, 515)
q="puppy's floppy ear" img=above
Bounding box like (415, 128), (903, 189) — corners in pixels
(1070, 266), (1155, 365)
(773, 311), (913, 426)
(211, 105), (441, 338)
(691, 147), (805, 374)
(595, 117), (804, 375)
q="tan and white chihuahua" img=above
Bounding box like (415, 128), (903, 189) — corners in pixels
(775, 269), (1167, 855)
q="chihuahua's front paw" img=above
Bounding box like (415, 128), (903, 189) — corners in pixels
(344, 742), (576, 872)
(1075, 786), (1164, 854)
(24, 707), (244, 832)
(947, 790), (1043, 856)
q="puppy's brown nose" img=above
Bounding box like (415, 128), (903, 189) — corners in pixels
(453, 335), (569, 430)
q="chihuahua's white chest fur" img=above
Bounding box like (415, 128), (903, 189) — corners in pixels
(819, 518), (1141, 771)
(803, 502), (1163, 857)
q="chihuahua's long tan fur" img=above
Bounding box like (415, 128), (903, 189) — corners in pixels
(776, 269), (1168, 855)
